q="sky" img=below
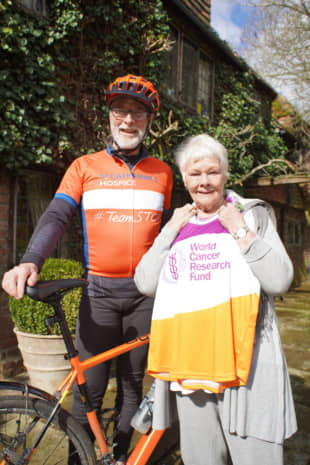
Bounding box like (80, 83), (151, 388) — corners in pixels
(211, 1), (252, 54)
(210, 1), (309, 120)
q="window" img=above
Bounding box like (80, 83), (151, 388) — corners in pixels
(162, 27), (213, 117)
(182, 38), (198, 109)
(253, 89), (272, 123)
(162, 27), (178, 99)
(13, 171), (58, 264)
(287, 221), (305, 246)
(12, 170), (83, 265)
(15, 0), (48, 17)
(197, 53), (212, 116)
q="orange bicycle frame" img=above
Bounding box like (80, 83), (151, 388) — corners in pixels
(56, 333), (165, 465)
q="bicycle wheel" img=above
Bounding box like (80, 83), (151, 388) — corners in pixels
(0, 395), (97, 465)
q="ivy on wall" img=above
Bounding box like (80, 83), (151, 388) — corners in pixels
(0, 0), (170, 170)
(1, 0), (289, 186)
(210, 67), (288, 186)
(148, 66), (288, 186)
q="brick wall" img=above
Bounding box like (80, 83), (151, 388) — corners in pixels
(244, 184), (288, 205)
(301, 183), (310, 270)
(304, 220), (310, 271)
(0, 169), (23, 378)
(244, 183), (310, 285)
(0, 168), (15, 347)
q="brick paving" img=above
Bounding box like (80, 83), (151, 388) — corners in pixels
(2, 280), (310, 464)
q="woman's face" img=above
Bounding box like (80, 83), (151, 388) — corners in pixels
(184, 155), (227, 217)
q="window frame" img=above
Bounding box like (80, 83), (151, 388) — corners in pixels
(11, 170), (59, 265)
(162, 25), (214, 119)
(14, 0), (48, 18)
(287, 220), (305, 246)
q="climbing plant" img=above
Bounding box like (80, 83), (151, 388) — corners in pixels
(0, 0), (81, 170)
(148, 66), (289, 186)
(210, 67), (289, 186)
(1, 0), (291, 186)
(0, 0), (170, 170)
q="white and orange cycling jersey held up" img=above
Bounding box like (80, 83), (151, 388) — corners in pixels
(148, 217), (260, 392)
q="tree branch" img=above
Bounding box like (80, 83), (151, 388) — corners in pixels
(231, 158), (297, 186)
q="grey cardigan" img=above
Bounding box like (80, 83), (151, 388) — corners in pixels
(134, 194), (297, 444)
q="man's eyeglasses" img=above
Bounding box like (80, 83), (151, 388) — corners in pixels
(110, 108), (149, 121)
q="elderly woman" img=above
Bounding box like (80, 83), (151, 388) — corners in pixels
(134, 134), (297, 465)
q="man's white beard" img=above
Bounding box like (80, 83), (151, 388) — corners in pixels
(110, 123), (145, 151)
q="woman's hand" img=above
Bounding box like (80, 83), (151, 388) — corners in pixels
(167, 203), (197, 232)
(218, 202), (255, 246)
(218, 202), (246, 232)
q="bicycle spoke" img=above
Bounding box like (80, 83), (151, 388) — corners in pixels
(41, 427), (69, 465)
(1, 412), (62, 464)
(0, 396), (96, 465)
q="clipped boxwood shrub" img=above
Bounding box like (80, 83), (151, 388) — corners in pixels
(9, 258), (85, 336)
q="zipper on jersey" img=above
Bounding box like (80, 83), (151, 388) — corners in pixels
(116, 157), (141, 278)
(128, 158), (147, 277)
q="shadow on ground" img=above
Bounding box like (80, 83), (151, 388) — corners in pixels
(284, 375), (310, 465)
(275, 280), (310, 465)
(147, 280), (310, 465)
(4, 281), (310, 464)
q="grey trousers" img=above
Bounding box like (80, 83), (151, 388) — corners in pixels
(176, 390), (283, 465)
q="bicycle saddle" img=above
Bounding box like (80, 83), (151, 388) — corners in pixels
(25, 279), (88, 301)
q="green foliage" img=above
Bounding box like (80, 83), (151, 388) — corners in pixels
(1, 0), (289, 186)
(0, 0), (79, 170)
(147, 101), (209, 183)
(148, 68), (288, 187)
(0, 0), (170, 170)
(56, 0), (170, 156)
(210, 66), (288, 186)
(9, 258), (84, 335)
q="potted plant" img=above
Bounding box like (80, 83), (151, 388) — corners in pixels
(9, 258), (85, 393)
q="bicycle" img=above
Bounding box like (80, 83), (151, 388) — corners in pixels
(0, 279), (168, 465)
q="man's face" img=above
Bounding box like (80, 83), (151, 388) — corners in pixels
(109, 96), (153, 154)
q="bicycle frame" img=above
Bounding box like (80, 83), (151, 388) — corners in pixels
(58, 333), (165, 465)
(0, 280), (166, 465)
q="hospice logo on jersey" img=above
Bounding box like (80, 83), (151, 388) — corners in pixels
(99, 172), (159, 187)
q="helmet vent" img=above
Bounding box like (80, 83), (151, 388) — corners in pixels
(106, 74), (160, 112)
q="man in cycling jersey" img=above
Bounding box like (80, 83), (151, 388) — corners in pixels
(2, 75), (173, 465)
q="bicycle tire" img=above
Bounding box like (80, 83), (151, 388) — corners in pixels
(0, 395), (97, 465)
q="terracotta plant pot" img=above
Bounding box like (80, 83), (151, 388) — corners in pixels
(14, 328), (71, 394)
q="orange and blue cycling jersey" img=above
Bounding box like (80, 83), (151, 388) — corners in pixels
(55, 146), (173, 277)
